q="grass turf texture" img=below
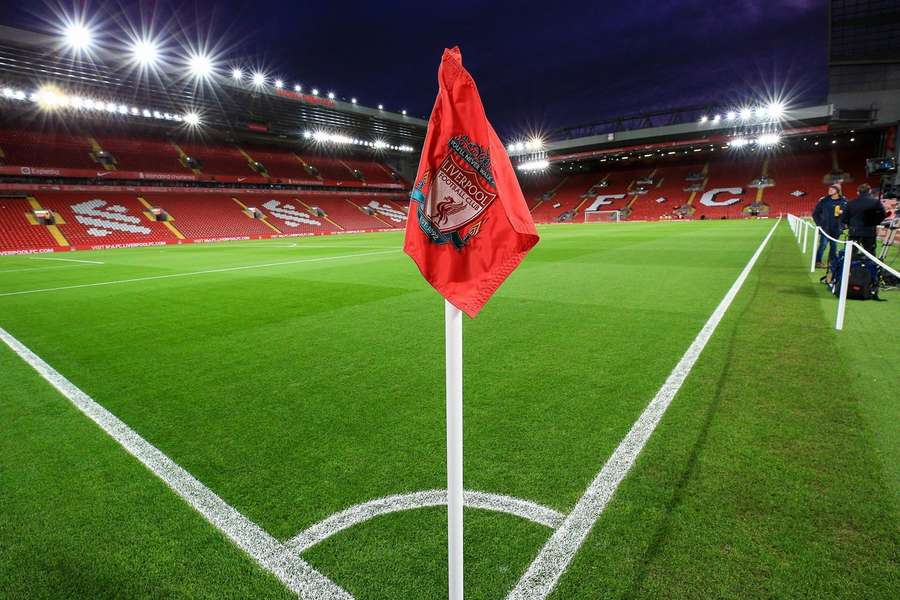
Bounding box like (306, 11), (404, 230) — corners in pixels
(0, 222), (897, 599)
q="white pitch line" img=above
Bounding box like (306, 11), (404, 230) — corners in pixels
(506, 218), (781, 600)
(0, 264), (95, 274)
(0, 249), (399, 297)
(29, 256), (105, 264)
(0, 325), (351, 600)
(286, 489), (565, 554)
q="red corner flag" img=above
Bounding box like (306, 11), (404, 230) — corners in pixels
(404, 47), (539, 318)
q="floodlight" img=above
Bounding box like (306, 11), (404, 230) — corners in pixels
(252, 72), (265, 86)
(712, 114), (721, 123)
(311, 88), (319, 95)
(188, 53), (213, 78)
(699, 115), (708, 124)
(756, 133), (781, 146)
(327, 92), (335, 99)
(726, 111), (736, 120)
(351, 97), (357, 104)
(729, 137), (749, 148)
(63, 22), (93, 52)
(739, 107), (752, 120)
(275, 79), (284, 89)
(766, 101), (785, 119)
(377, 104), (383, 110)
(231, 68), (243, 80)
(184, 112), (201, 126)
(131, 39), (160, 68)
(401, 109), (407, 115)
(294, 84), (301, 92)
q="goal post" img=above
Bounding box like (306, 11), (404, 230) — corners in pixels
(584, 210), (621, 223)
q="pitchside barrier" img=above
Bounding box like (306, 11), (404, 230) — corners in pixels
(787, 213), (900, 330)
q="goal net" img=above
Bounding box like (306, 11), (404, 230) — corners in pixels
(584, 210), (621, 223)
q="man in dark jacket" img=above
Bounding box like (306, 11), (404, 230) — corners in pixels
(812, 183), (846, 268)
(841, 183), (887, 256)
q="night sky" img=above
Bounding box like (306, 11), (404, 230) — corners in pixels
(7, 1), (829, 138)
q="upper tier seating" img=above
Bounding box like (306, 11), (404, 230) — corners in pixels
(0, 129), (96, 170)
(242, 147), (318, 181)
(93, 135), (187, 173)
(175, 141), (255, 177)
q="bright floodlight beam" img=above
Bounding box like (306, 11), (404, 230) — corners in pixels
(131, 39), (160, 68)
(275, 79), (284, 89)
(252, 72), (265, 86)
(63, 22), (94, 52)
(184, 112), (201, 126)
(188, 53), (214, 79)
(231, 68), (243, 80)
(766, 101), (785, 119)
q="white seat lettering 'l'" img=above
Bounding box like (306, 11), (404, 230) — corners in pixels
(262, 200), (322, 228)
(71, 199), (152, 237)
(367, 200), (407, 222)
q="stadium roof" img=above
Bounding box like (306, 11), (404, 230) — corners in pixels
(0, 25), (427, 153)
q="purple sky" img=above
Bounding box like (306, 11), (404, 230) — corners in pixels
(10, 0), (829, 136)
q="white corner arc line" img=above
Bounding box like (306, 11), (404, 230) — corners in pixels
(506, 218), (781, 600)
(0, 249), (398, 297)
(286, 489), (565, 554)
(0, 326), (352, 600)
(29, 256), (105, 264)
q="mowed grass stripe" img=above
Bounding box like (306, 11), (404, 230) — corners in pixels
(549, 225), (899, 599)
(0, 249), (400, 297)
(8, 221), (891, 600)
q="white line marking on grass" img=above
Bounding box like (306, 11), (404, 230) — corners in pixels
(0, 326), (352, 600)
(0, 249), (399, 297)
(286, 489), (565, 553)
(0, 264), (95, 274)
(29, 256), (105, 264)
(506, 218), (781, 600)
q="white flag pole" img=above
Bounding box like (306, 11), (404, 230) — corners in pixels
(835, 242), (853, 330)
(445, 299), (464, 600)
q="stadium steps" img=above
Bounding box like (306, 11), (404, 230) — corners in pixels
(36, 193), (177, 247)
(87, 136), (117, 170)
(136, 196), (185, 239)
(0, 196), (66, 252)
(142, 193), (276, 239)
(231, 197), (282, 233)
(292, 154), (325, 182)
(169, 142), (204, 175)
(295, 199), (345, 230)
(237, 147), (270, 178)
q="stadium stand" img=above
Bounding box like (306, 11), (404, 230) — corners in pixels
(0, 128), (97, 170)
(91, 134), (187, 173)
(174, 140), (256, 178)
(139, 193), (277, 239)
(0, 196), (61, 252)
(35, 192), (178, 247)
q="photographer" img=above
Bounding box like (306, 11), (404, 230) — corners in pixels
(812, 183), (846, 268)
(841, 184), (887, 256)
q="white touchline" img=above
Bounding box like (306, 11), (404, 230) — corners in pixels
(29, 256), (105, 264)
(506, 218), (781, 600)
(0, 249), (399, 297)
(0, 264), (96, 274)
(286, 490), (566, 554)
(0, 326), (351, 600)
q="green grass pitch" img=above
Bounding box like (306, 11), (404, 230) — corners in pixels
(1, 220), (897, 599)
